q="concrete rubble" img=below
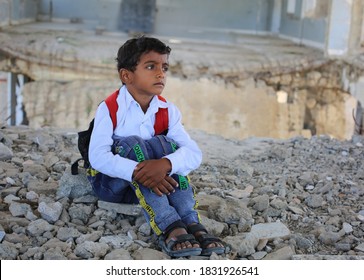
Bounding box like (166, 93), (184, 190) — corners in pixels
(0, 125), (363, 260)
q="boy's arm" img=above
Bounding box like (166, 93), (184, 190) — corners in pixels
(163, 104), (203, 175)
(88, 102), (138, 182)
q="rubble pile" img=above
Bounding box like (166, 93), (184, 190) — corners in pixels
(0, 125), (363, 260)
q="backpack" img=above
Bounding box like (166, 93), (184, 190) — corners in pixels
(71, 89), (169, 175)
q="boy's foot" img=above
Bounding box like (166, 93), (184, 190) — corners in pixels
(165, 227), (201, 251)
(187, 223), (225, 256)
(159, 222), (202, 258)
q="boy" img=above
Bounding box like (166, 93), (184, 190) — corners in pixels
(88, 36), (224, 257)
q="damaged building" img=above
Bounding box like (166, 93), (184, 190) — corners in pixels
(0, 0), (364, 140)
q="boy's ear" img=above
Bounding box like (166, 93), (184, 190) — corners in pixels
(119, 69), (132, 84)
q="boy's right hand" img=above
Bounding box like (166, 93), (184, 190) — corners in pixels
(151, 175), (179, 196)
(132, 159), (178, 196)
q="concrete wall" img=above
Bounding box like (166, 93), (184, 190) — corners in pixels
(38, 0), (272, 39)
(279, 0), (327, 48)
(154, 0), (271, 40)
(0, 0), (39, 27)
(1, 0), (361, 54)
(20, 63), (359, 140)
(36, 0), (328, 47)
(38, 0), (122, 31)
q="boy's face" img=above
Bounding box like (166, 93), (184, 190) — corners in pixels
(121, 51), (169, 98)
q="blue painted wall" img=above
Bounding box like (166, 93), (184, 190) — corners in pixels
(279, 0), (327, 47)
(154, 0), (271, 39)
(0, 0), (38, 26)
(1, 0), (328, 49)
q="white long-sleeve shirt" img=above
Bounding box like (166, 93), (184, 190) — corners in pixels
(89, 85), (202, 182)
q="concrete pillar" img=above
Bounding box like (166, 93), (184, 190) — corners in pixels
(0, 72), (7, 123)
(7, 72), (27, 126)
(325, 0), (363, 57)
(271, 0), (282, 34)
(8, 72), (17, 125)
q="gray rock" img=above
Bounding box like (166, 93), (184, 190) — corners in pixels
(251, 194), (270, 212)
(38, 201), (63, 223)
(57, 168), (94, 199)
(132, 248), (171, 260)
(68, 204), (93, 224)
(0, 143), (13, 161)
(74, 241), (109, 259)
(43, 238), (73, 251)
(355, 243), (364, 252)
(97, 200), (142, 216)
(76, 231), (103, 244)
(264, 246), (295, 260)
(293, 234), (314, 250)
(199, 215), (226, 237)
(26, 219), (54, 236)
(9, 201), (33, 217)
(43, 248), (68, 260)
(0, 241), (19, 260)
(342, 222), (353, 234)
(305, 194), (324, 208)
(318, 230), (345, 245)
(0, 229), (5, 242)
(211, 197), (253, 226)
(250, 222), (291, 240)
(223, 232), (259, 257)
(138, 222), (152, 236)
(56, 227), (82, 241)
(99, 235), (133, 249)
(250, 251), (267, 260)
(104, 248), (133, 260)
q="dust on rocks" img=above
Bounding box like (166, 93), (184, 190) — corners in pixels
(0, 125), (363, 260)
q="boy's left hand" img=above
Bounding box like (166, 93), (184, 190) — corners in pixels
(133, 158), (178, 195)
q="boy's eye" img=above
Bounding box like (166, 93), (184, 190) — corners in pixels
(163, 66), (169, 72)
(146, 65), (154, 70)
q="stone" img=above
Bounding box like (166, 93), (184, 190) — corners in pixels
(131, 248), (171, 260)
(104, 248), (133, 260)
(250, 222), (291, 240)
(97, 201), (142, 216)
(0, 125), (363, 261)
(74, 241), (109, 259)
(38, 201), (63, 223)
(0, 143), (13, 161)
(264, 246), (295, 260)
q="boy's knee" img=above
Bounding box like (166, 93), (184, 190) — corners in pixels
(125, 135), (145, 144)
(147, 135), (179, 157)
(113, 135), (149, 161)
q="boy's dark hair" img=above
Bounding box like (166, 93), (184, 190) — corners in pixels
(116, 36), (171, 72)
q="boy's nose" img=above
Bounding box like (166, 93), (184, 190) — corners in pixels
(156, 69), (165, 78)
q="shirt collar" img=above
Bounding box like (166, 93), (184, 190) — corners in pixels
(120, 85), (168, 112)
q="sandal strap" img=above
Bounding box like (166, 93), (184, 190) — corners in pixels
(164, 220), (187, 237)
(196, 234), (223, 248)
(187, 223), (208, 235)
(166, 234), (199, 250)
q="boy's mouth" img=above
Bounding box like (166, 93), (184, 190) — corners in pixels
(154, 82), (164, 87)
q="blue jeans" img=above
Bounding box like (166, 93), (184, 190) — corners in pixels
(88, 135), (200, 235)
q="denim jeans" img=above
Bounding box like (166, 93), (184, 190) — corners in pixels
(88, 135), (200, 235)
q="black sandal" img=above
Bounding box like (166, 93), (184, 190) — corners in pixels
(187, 223), (225, 256)
(159, 220), (202, 258)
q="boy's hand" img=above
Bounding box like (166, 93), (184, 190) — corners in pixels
(133, 158), (178, 195)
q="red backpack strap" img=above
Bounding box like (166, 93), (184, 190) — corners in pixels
(104, 90), (119, 130)
(154, 95), (169, 135)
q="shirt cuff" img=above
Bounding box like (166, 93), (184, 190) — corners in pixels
(164, 154), (178, 175)
(122, 159), (139, 182)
